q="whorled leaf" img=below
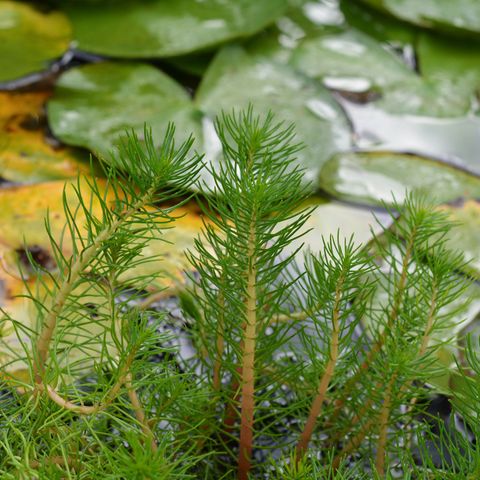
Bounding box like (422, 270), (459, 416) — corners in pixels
(0, 179), (204, 375)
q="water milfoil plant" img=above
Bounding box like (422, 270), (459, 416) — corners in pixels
(0, 108), (478, 479)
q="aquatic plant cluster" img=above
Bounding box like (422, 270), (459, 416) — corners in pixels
(1, 110), (479, 479)
(1, 0), (480, 478)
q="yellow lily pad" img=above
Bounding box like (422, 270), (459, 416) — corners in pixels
(0, 91), (90, 183)
(0, 179), (204, 377)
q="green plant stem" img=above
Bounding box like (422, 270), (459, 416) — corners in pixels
(37, 349), (137, 414)
(375, 372), (397, 478)
(332, 417), (376, 470)
(33, 187), (156, 386)
(213, 289), (226, 392)
(296, 276), (343, 461)
(125, 373), (158, 452)
(327, 230), (416, 428)
(238, 222), (257, 480)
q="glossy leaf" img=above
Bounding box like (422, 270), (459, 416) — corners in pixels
(196, 45), (352, 184)
(0, 1), (71, 83)
(47, 62), (202, 162)
(319, 151), (480, 206)
(290, 29), (413, 91)
(358, 0), (480, 36)
(65, 0), (288, 58)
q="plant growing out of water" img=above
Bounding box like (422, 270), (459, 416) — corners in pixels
(0, 108), (479, 479)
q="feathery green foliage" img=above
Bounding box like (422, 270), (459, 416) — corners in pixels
(0, 108), (478, 479)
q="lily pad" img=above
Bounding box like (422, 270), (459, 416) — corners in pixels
(65, 0), (288, 58)
(319, 151), (480, 207)
(340, 0), (416, 45)
(282, 195), (388, 260)
(47, 62), (202, 162)
(289, 29), (413, 92)
(0, 179), (204, 288)
(0, 90), (89, 183)
(0, 1), (71, 84)
(439, 200), (480, 280)
(358, 0), (480, 37)
(196, 45), (352, 184)
(49, 53), (353, 187)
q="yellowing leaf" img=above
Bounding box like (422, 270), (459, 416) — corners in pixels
(0, 90), (90, 183)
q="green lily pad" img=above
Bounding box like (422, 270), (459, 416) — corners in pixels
(358, 0), (480, 37)
(196, 45), (352, 184)
(375, 76), (475, 117)
(289, 29), (413, 91)
(47, 62), (202, 161)
(65, 0), (288, 58)
(0, 1), (71, 83)
(340, 0), (416, 44)
(417, 33), (480, 112)
(49, 56), (352, 188)
(319, 151), (480, 207)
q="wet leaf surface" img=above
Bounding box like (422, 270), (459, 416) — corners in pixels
(319, 151), (480, 207)
(0, 1), (71, 83)
(48, 55), (353, 187)
(196, 45), (353, 184)
(290, 29), (413, 91)
(65, 0), (288, 58)
(47, 62), (202, 162)
(359, 0), (480, 36)
(0, 90), (89, 182)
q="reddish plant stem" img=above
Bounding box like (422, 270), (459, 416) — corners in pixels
(238, 223), (257, 480)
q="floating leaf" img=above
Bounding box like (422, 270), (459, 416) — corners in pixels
(0, 179), (203, 287)
(65, 0), (288, 58)
(47, 62), (202, 161)
(439, 200), (480, 280)
(49, 55), (352, 187)
(319, 151), (480, 207)
(0, 91), (89, 183)
(282, 196), (388, 261)
(0, 1), (71, 84)
(196, 45), (352, 184)
(340, 0), (416, 44)
(290, 29), (413, 91)
(358, 0), (480, 37)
